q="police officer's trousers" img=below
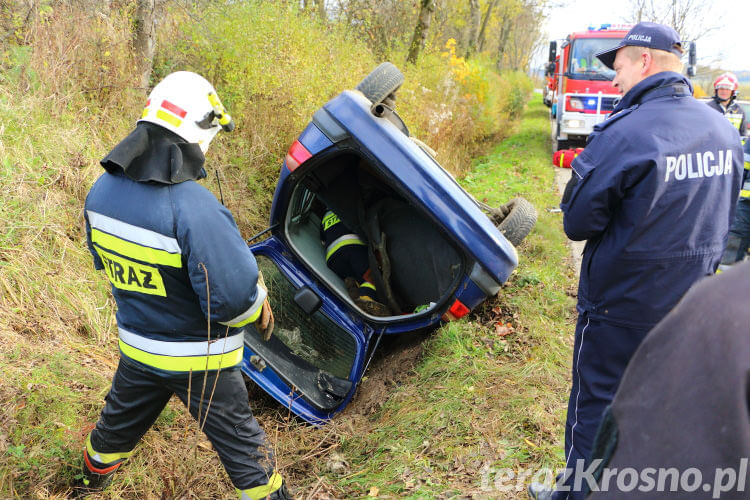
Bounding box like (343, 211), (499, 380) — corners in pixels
(88, 357), (275, 490)
(553, 312), (650, 500)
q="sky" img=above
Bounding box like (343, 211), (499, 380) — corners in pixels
(537, 0), (749, 73)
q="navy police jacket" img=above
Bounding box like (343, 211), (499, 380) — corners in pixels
(562, 72), (743, 329)
(84, 124), (265, 372)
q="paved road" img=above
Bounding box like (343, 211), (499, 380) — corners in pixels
(554, 167), (585, 276)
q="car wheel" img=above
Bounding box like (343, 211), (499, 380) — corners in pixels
(356, 62), (405, 107)
(490, 197), (538, 247)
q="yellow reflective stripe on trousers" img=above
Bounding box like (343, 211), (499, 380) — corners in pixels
(91, 228), (182, 268)
(86, 434), (131, 464)
(741, 189), (750, 198)
(359, 281), (376, 291)
(236, 472), (283, 500)
(118, 328), (245, 372)
(325, 234), (366, 261)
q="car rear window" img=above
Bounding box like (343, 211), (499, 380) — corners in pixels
(246, 255), (357, 380)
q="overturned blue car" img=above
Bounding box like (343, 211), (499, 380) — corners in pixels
(241, 63), (535, 424)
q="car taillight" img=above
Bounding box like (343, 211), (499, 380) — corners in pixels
(441, 299), (470, 322)
(285, 140), (312, 172)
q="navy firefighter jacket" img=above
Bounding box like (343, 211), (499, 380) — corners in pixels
(84, 124), (266, 373)
(562, 72), (743, 329)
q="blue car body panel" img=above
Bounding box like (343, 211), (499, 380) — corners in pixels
(321, 91), (518, 283)
(243, 88), (519, 424)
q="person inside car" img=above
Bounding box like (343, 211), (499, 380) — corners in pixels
(320, 208), (390, 316)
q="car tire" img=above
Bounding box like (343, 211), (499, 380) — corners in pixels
(492, 197), (538, 247)
(356, 62), (405, 107)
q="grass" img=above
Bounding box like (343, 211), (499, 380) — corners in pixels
(0, 2), (576, 496)
(0, 95), (578, 498)
(300, 98), (578, 498)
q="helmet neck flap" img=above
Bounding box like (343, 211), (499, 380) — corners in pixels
(100, 122), (206, 184)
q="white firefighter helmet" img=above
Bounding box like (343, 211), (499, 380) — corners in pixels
(138, 71), (234, 153)
(713, 72), (739, 96)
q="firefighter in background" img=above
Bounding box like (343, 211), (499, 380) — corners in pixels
(80, 72), (289, 499)
(707, 72), (746, 136)
(719, 139), (750, 270)
(320, 210), (390, 316)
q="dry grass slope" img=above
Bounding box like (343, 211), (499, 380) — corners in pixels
(0, 1), (547, 498)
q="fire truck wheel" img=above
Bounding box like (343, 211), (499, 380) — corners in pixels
(553, 138), (569, 152)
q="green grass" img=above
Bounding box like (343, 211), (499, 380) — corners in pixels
(309, 98), (578, 498)
(0, 87), (576, 497)
(0, 1), (572, 495)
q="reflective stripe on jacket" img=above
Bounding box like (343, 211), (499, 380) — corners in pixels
(707, 98), (747, 136)
(84, 170), (265, 372)
(321, 211), (366, 262)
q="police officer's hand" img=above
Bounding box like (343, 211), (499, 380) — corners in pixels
(256, 298), (274, 341)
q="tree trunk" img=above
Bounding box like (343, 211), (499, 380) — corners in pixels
(464, 0), (480, 59)
(134, 0), (156, 89)
(477, 0), (498, 52)
(317, 0), (327, 20)
(496, 19), (509, 71)
(406, 0), (435, 65)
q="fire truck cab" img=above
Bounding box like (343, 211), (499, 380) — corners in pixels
(548, 24), (630, 151)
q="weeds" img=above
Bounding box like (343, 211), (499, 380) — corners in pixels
(1, 0), (544, 497)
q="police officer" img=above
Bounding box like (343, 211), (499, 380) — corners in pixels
(80, 72), (289, 499)
(707, 72), (746, 136)
(528, 22), (743, 500)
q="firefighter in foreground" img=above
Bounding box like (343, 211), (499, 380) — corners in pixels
(706, 71), (746, 136)
(528, 22), (743, 500)
(79, 71), (289, 499)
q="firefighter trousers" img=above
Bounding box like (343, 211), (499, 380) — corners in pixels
(88, 357), (276, 490)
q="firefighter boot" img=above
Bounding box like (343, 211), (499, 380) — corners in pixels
(237, 473), (290, 500)
(74, 449), (122, 497)
(354, 280), (391, 317)
(527, 482), (554, 500)
(354, 296), (391, 316)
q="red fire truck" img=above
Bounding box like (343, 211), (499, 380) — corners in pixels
(547, 23), (697, 151)
(547, 24), (631, 150)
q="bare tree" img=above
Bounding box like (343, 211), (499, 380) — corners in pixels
(496, 0), (544, 72)
(317, 0), (327, 20)
(134, 0), (156, 88)
(406, 0), (436, 64)
(477, 0), (499, 52)
(464, 0), (480, 59)
(335, 0), (418, 61)
(623, 0), (723, 42)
